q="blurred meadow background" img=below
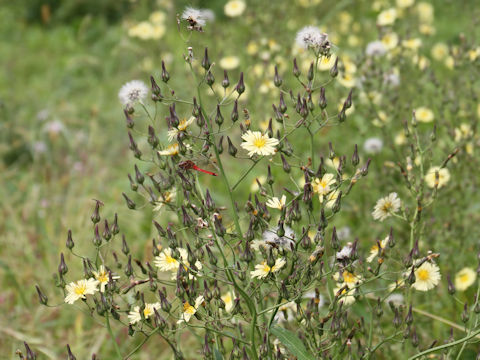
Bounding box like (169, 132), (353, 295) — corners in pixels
(2, 0), (480, 358)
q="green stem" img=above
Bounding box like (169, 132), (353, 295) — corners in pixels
(124, 328), (160, 359)
(105, 313), (123, 359)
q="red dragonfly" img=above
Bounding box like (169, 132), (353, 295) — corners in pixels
(179, 160), (218, 176)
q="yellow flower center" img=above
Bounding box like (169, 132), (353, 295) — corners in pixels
(144, 307), (153, 317)
(343, 271), (356, 284)
(74, 284), (86, 295)
(253, 137), (267, 149)
(370, 245), (379, 253)
(178, 119), (188, 131)
(262, 263), (271, 274)
(417, 269), (430, 281)
(97, 272), (108, 283)
(183, 302), (196, 314)
(381, 201), (393, 212)
(459, 274), (469, 283)
(165, 255), (178, 265)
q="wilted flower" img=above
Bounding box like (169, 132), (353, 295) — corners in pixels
(118, 80), (149, 106)
(295, 26), (329, 50)
(252, 227), (296, 251)
(273, 301), (296, 323)
(325, 189), (341, 209)
(425, 166), (450, 188)
(409, 261), (441, 291)
(167, 117), (195, 141)
(221, 291), (235, 312)
(251, 258), (286, 279)
(333, 286), (356, 305)
(336, 244), (353, 261)
(224, 0), (246, 17)
(372, 193), (401, 221)
(241, 130), (279, 157)
(65, 279), (99, 304)
(128, 302), (161, 324)
(178, 296), (204, 323)
(158, 143), (179, 156)
(455, 268), (477, 291)
(363, 137), (383, 154)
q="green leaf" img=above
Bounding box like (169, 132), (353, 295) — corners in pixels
(270, 326), (315, 360)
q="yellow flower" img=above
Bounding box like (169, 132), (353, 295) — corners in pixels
(445, 56), (455, 69)
(425, 166), (450, 188)
(334, 270), (362, 288)
(416, 2), (434, 23)
(372, 192), (401, 221)
(128, 302), (161, 324)
(154, 248), (182, 271)
(251, 258), (286, 279)
(431, 43), (449, 61)
(178, 296), (204, 323)
(221, 291), (235, 312)
(377, 8), (397, 26)
(415, 107), (434, 123)
(297, 0), (322, 7)
(167, 117), (195, 142)
(455, 268), (477, 291)
(381, 33), (399, 50)
(266, 195), (287, 210)
(419, 23), (435, 35)
(250, 176), (266, 192)
(153, 191), (176, 212)
(396, 0), (414, 8)
(158, 143), (179, 156)
(337, 73), (356, 88)
(367, 237), (389, 262)
(394, 131), (407, 145)
(219, 56), (240, 70)
(149, 11), (166, 24)
(454, 124), (473, 142)
(333, 286), (356, 305)
(241, 130), (279, 157)
(312, 173), (336, 202)
(247, 41), (259, 55)
(224, 0), (246, 17)
(128, 21), (155, 40)
(325, 189), (340, 209)
(65, 278), (99, 304)
(93, 265), (120, 292)
(402, 38), (422, 51)
(410, 261), (441, 291)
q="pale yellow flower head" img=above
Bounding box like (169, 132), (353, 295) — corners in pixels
(455, 268), (477, 291)
(431, 43), (449, 61)
(372, 192), (401, 221)
(377, 8), (397, 26)
(396, 0), (414, 8)
(424, 166), (450, 188)
(65, 278), (99, 304)
(219, 56), (240, 70)
(224, 0), (246, 17)
(251, 258), (286, 279)
(410, 261), (441, 291)
(241, 130), (279, 157)
(415, 107), (434, 123)
(178, 296), (204, 323)
(266, 195), (287, 210)
(128, 302), (161, 324)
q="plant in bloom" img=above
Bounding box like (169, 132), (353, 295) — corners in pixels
(158, 143), (179, 156)
(224, 0), (246, 17)
(424, 166), (450, 188)
(219, 56), (240, 70)
(178, 296), (204, 323)
(128, 302), (161, 324)
(92, 265), (120, 293)
(367, 237), (389, 263)
(312, 173), (335, 202)
(118, 80), (149, 106)
(251, 258), (286, 279)
(221, 291), (235, 312)
(372, 192), (401, 221)
(240, 130), (279, 157)
(333, 286), (356, 305)
(415, 107), (434, 123)
(410, 261), (441, 291)
(64, 279), (99, 304)
(377, 8), (397, 26)
(167, 117), (195, 142)
(455, 267), (477, 291)
(266, 195), (286, 210)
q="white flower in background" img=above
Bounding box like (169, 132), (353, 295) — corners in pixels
(251, 258), (286, 279)
(384, 72), (400, 87)
(409, 261), (441, 291)
(181, 7), (207, 27)
(385, 293), (404, 305)
(65, 278), (99, 304)
(224, 0), (246, 17)
(266, 195), (286, 210)
(455, 268), (477, 291)
(366, 237), (389, 262)
(252, 226), (296, 251)
(221, 291), (235, 312)
(92, 265), (120, 292)
(377, 8), (397, 26)
(397, 0), (414, 8)
(425, 166), (450, 188)
(44, 120), (65, 135)
(372, 193), (401, 221)
(219, 56), (240, 70)
(128, 302), (161, 324)
(336, 244), (353, 261)
(336, 226), (351, 241)
(295, 26), (328, 50)
(365, 41), (387, 56)
(118, 80), (148, 106)
(273, 301), (296, 323)
(241, 130), (279, 157)
(178, 296), (204, 323)
(363, 137), (383, 154)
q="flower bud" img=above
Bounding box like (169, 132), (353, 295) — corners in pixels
(66, 229), (74, 250)
(102, 219), (112, 241)
(91, 200), (101, 224)
(279, 93), (287, 113)
(122, 193), (136, 210)
(447, 273), (456, 295)
(161, 60), (170, 83)
(236, 72), (245, 95)
(202, 48), (211, 70)
(338, 105), (346, 123)
(125, 255), (133, 277)
(330, 57), (338, 78)
(411, 327), (419, 347)
(36, 285), (48, 305)
(206, 245), (217, 265)
(206, 70), (215, 86)
(462, 302), (469, 323)
(281, 154), (291, 173)
(153, 221), (166, 237)
(128, 174), (138, 191)
(147, 126), (159, 148)
(332, 191), (342, 213)
(231, 99), (239, 122)
(319, 87), (327, 109)
(331, 227), (340, 250)
(351, 144), (359, 166)
(273, 65), (283, 87)
(387, 227), (395, 248)
(93, 225), (102, 247)
(128, 132), (142, 159)
(227, 136), (237, 156)
(293, 58), (300, 77)
(405, 304), (413, 325)
(222, 70), (230, 88)
(361, 158), (371, 176)
(124, 109), (134, 128)
(58, 253), (68, 276)
(67, 344), (77, 360)
(344, 89), (353, 109)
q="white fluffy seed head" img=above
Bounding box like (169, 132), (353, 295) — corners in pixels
(295, 26), (328, 50)
(118, 80), (149, 106)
